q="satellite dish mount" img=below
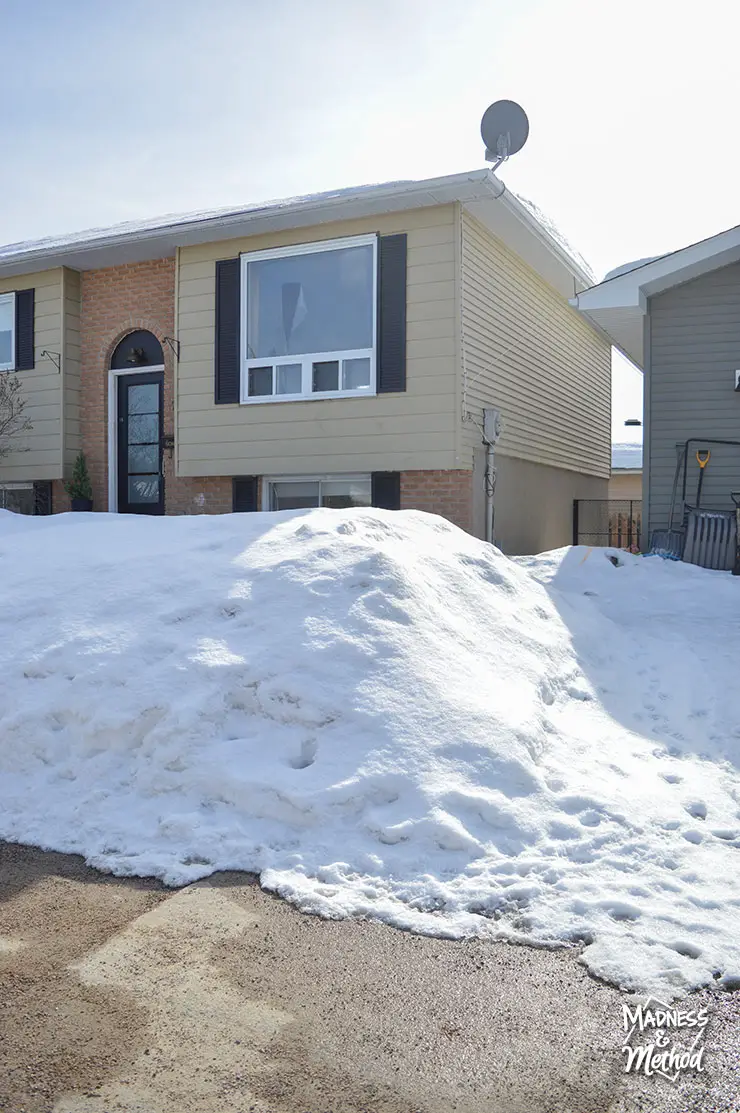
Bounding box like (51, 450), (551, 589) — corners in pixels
(480, 100), (529, 172)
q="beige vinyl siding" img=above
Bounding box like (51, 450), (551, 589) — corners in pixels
(176, 206), (459, 477)
(0, 269), (64, 481)
(62, 267), (82, 472)
(460, 211), (610, 477)
(608, 471), (642, 500)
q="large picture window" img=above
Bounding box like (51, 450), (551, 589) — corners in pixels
(0, 293), (15, 372)
(240, 234), (376, 403)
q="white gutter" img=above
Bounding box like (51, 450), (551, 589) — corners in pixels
(0, 170), (496, 274)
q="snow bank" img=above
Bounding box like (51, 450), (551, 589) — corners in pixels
(1, 511), (738, 996)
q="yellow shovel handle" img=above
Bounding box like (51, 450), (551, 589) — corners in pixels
(696, 450), (711, 469)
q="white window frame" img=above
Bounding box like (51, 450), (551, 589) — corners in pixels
(240, 233), (377, 405)
(0, 292), (16, 373)
(262, 473), (372, 511)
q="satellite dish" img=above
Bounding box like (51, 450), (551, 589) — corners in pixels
(480, 100), (529, 169)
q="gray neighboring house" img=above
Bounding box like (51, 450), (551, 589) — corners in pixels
(572, 226), (740, 542)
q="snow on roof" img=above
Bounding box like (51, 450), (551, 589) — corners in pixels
(611, 442), (643, 470)
(603, 256), (662, 281)
(0, 170), (595, 299)
(515, 194), (596, 284)
(1, 508), (738, 995)
(0, 179), (414, 263)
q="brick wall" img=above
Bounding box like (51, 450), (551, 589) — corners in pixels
(401, 470), (473, 533)
(79, 258), (232, 514)
(50, 479), (66, 514)
(166, 475), (234, 514)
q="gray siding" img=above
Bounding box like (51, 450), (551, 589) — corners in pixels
(648, 263), (740, 535)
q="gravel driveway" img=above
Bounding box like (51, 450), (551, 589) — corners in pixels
(0, 842), (737, 1113)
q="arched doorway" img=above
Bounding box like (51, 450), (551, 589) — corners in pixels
(110, 330), (165, 515)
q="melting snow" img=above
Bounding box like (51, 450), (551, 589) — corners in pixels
(0, 509), (738, 997)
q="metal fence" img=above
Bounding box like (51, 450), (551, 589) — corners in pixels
(573, 499), (642, 550)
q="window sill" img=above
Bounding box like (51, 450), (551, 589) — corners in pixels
(239, 389), (377, 405)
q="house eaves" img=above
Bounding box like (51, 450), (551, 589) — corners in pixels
(570, 222), (740, 369)
(0, 169), (594, 300)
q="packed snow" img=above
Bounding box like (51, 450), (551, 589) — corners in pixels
(0, 508), (739, 997)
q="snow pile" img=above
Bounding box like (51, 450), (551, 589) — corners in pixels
(1, 510), (739, 996)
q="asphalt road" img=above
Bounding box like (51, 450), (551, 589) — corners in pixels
(0, 841), (737, 1113)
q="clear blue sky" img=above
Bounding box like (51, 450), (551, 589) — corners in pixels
(3, 0), (737, 439)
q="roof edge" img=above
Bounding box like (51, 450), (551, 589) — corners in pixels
(0, 168), (593, 292)
(0, 170), (494, 275)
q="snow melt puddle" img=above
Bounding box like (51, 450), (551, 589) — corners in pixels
(0, 509), (739, 997)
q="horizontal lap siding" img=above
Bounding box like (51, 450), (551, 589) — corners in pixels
(460, 212), (610, 477)
(0, 268), (63, 481)
(648, 264), (740, 533)
(176, 207), (458, 478)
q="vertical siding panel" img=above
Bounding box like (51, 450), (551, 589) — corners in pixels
(63, 267), (82, 471)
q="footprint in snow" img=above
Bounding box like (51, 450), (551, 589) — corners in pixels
(685, 801), (707, 820)
(670, 940), (703, 959)
(289, 738), (318, 770)
(598, 900), (641, 921)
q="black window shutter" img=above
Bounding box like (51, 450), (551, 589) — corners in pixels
(377, 234), (407, 393)
(215, 259), (240, 404)
(371, 472), (401, 510)
(232, 476), (259, 512)
(14, 289), (35, 370)
(33, 481), (52, 516)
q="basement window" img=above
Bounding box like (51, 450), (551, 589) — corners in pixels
(265, 475), (372, 510)
(240, 234), (376, 403)
(0, 293), (15, 372)
(0, 483), (34, 515)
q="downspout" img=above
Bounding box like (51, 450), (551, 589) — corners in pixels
(173, 245), (180, 481)
(59, 268), (66, 479)
(484, 438), (495, 543)
(482, 407), (502, 545)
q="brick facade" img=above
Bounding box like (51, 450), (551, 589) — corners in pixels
(400, 470), (473, 533)
(78, 258), (232, 515)
(68, 259), (472, 528)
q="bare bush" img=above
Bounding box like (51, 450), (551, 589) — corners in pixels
(0, 375), (31, 459)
